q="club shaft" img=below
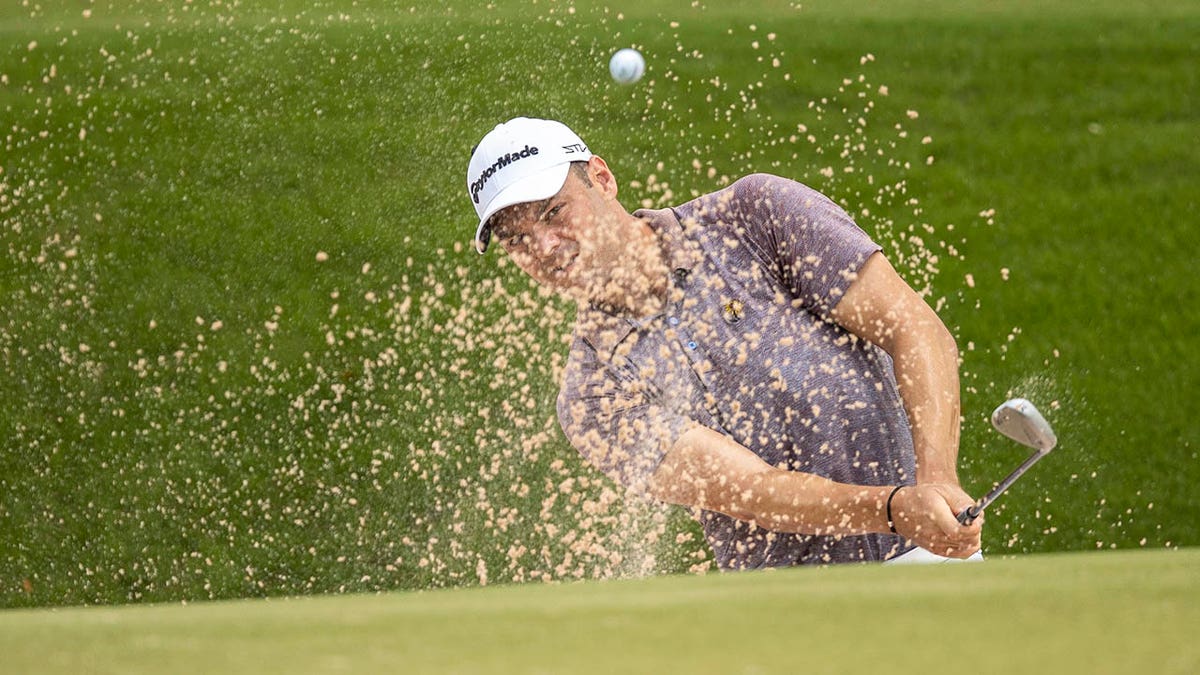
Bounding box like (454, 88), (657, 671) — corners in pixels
(958, 449), (1047, 525)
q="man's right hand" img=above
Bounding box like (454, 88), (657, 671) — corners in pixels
(891, 484), (983, 558)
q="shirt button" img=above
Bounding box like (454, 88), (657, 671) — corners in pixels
(686, 341), (698, 350)
(668, 317), (680, 326)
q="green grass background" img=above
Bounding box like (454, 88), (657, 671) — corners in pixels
(1, 0), (1197, 608)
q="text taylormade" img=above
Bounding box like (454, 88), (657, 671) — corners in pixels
(470, 145), (539, 204)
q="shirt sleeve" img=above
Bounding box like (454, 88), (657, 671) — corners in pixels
(556, 337), (698, 493)
(722, 173), (882, 317)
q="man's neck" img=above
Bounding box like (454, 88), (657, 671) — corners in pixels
(587, 216), (670, 319)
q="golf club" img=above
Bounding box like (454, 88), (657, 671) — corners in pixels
(958, 398), (1057, 525)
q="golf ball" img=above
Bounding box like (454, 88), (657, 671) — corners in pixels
(609, 48), (645, 84)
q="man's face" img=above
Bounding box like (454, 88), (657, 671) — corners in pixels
(490, 162), (625, 301)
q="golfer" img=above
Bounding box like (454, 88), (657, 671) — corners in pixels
(466, 117), (983, 567)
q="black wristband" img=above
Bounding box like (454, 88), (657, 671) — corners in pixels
(886, 485), (906, 534)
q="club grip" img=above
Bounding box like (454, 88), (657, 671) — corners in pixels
(957, 504), (981, 525)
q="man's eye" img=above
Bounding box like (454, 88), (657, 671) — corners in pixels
(545, 205), (563, 220)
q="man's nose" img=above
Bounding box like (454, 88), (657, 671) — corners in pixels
(531, 223), (561, 257)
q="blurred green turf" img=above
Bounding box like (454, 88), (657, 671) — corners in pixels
(1, 549), (1197, 674)
(1, 0), (1196, 607)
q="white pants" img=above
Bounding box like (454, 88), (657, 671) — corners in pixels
(884, 546), (985, 565)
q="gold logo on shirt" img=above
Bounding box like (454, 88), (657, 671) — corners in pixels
(722, 299), (744, 324)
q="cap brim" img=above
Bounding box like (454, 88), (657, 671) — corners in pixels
(474, 162), (571, 254)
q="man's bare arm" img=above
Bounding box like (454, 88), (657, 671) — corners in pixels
(646, 425), (982, 557)
(830, 251), (963, 485)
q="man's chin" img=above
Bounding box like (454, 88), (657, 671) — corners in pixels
(540, 279), (589, 305)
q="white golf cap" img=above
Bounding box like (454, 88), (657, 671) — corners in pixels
(466, 117), (592, 254)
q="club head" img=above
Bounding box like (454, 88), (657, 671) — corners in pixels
(992, 398), (1057, 453)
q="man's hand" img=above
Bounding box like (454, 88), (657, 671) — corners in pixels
(932, 481), (975, 516)
(891, 484), (982, 558)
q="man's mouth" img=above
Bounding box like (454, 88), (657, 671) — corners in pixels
(552, 254), (577, 277)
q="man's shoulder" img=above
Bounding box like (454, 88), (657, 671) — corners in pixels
(671, 173), (832, 225)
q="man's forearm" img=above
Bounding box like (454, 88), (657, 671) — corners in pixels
(828, 252), (964, 486)
(648, 425), (983, 556)
(650, 425), (895, 535)
(743, 471), (895, 535)
(891, 321), (961, 484)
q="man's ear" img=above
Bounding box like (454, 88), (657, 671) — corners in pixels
(588, 156), (618, 198)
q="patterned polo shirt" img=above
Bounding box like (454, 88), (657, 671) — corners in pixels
(556, 173), (916, 568)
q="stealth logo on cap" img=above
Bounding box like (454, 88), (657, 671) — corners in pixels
(469, 145), (540, 204)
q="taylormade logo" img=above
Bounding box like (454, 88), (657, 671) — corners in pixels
(470, 145), (539, 204)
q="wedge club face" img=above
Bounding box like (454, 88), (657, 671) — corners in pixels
(991, 398), (1057, 454)
(958, 398), (1057, 525)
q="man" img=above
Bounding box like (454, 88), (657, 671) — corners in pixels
(466, 117), (982, 568)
